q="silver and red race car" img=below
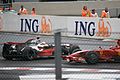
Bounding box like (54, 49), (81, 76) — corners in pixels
(2, 37), (80, 60)
(63, 40), (120, 64)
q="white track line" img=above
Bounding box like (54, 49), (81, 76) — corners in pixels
(0, 67), (120, 80)
(0, 67), (120, 73)
(19, 73), (120, 80)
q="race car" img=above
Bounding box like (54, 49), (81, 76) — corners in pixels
(63, 39), (120, 64)
(2, 38), (80, 60)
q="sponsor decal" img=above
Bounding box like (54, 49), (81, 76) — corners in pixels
(0, 16), (3, 31)
(20, 16), (52, 33)
(20, 18), (39, 33)
(74, 19), (112, 37)
(96, 19), (112, 37)
(74, 21), (95, 36)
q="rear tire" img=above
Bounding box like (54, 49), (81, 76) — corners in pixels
(69, 45), (80, 54)
(2, 44), (12, 60)
(85, 51), (99, 64)
(72, 48), (81, 53)
(61, 46), (69, 55)
(4, 57), (12, 60)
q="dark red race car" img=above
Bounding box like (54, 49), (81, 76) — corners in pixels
(2, 37), (80, 60)
(63, 40), (120, 64)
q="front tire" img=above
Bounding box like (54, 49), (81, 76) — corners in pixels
(24, 47), (35, 60)
(85, 51), (99, 64)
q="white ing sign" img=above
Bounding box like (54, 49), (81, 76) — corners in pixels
(0, 14), (120, 39)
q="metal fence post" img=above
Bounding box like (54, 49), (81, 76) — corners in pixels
(54, 32), (62, 80)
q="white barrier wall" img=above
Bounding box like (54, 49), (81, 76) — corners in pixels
(0, 14), (120, 39)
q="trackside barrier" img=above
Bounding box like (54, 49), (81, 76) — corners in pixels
(0, 14), (120, 39)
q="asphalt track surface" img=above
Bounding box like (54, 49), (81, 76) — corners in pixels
(0, 32), (120, 80)
(0, 57), (120, 80)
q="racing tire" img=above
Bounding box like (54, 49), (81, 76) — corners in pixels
(85, 51), (99, 64)
(4, 57), (13, 60)
(2, 44), (12, 60)
(72, 48), (81, 53)
(24, 47), (35, 60)
(114, 56), (120, 62)
(61, 46), (69, 55)
(69, 45), (80, 54)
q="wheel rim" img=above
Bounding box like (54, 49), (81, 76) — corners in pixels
(90, 54), (97, 60)
(86, 52), (99, 64)
(27, 52), (33, 60)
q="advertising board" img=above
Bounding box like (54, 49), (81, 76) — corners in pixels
(0, 14), (120, 39)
